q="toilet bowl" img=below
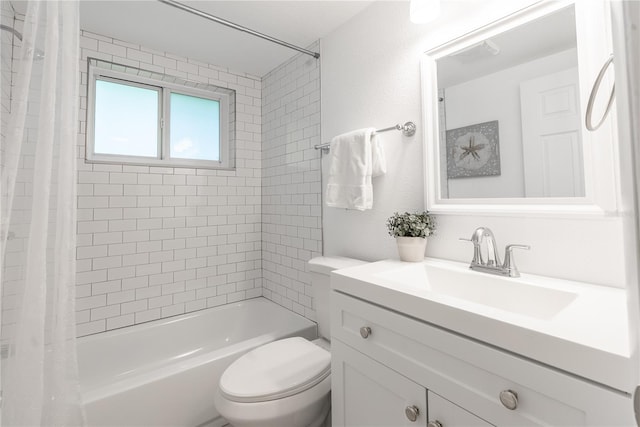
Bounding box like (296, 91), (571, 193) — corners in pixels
(214, 256), (366, 427)
(214, 337), (331, 427)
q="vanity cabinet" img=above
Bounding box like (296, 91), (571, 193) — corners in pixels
(330, 291), (634, 426)
(332, 339), (492, 427)
(331, 339), (427, 426)
(428, 391), (494, 427)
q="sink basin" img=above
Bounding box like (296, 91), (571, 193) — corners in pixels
(373, 262), (577, 320)
(331, 257), (631, 392)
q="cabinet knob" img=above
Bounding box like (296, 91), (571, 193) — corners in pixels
(499, 389), (519, 410)
(405, 405), (420, 422)
(428, 421), (443, 427)
(359, 326), (372, 339)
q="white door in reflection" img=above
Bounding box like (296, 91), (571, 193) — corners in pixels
(520, 67), (585, 197)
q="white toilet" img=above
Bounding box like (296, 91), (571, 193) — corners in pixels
(214, 256), (365, 427)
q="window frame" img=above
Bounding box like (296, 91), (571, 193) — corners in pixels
(87, 65), (231, 169)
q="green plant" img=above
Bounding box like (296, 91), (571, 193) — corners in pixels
(386, 211), (435, 238)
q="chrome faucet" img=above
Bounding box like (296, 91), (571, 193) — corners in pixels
(461, 227), (530, 278)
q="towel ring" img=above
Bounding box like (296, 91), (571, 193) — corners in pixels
(585, 54), (615, 131)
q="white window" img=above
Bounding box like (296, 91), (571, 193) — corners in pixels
(87, 65), (233, 169)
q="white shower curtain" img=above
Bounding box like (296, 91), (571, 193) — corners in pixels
(1, 1), (85, 425)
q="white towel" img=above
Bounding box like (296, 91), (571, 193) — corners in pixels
(325, 128), (387, 211)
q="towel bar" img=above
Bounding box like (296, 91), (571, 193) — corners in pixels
(314, 121), (416, 153)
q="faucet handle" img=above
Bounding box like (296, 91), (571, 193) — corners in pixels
(503, 244), (530, 277)
(505, 244), (530, 252)
(505, 244), (531, 251)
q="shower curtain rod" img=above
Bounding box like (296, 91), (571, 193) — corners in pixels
(0, 24), (23, 41)
(1, 24), (46, 59)
(156, 0), (320, 59)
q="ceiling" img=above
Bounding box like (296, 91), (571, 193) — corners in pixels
(9, 0), (373, 77)
(437, 4), (577, 87)
(76, 1), (374, 77)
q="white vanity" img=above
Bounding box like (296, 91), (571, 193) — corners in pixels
(330, 258), (634, 426)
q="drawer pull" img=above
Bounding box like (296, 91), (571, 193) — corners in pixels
(499, 389), (519, 410)
(359, 326), (372, 339)
(405, 405), (420, 422)
(427, 421), (443, 427)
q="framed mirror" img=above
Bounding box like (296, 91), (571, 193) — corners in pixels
(421, 0), (618, 216)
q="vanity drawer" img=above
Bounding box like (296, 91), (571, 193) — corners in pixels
(330, 291), (632, 426)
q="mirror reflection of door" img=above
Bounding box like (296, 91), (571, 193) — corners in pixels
(520, 67), (585, 197)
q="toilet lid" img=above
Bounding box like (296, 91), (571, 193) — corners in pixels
(219, 337), (331, 403)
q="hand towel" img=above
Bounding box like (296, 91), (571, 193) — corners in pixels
(371, 132), (386, 177)
(325, 128), (387, 211)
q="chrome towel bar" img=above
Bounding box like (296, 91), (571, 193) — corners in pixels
(314, 121), (416, 153)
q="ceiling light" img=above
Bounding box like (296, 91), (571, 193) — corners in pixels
(410, 0), (441, 24)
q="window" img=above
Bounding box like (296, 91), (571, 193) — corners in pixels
(87, 65), (233, 169)
(93, 79), (160, 158)
(169, 93), (221, 161)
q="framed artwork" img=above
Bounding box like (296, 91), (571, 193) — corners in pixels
(446, 120), (501, 179)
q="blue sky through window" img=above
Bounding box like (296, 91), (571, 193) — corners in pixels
(94, 79), (159, 157)
(170, 93), (220, 161)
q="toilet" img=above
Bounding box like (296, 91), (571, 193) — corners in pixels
(214, 256), (366, 427)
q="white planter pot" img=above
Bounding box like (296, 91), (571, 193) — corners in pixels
(395, 237), (427, 262)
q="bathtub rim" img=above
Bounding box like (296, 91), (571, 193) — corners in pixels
(78, 297), (318, 405)
(77, 297), (308, 341)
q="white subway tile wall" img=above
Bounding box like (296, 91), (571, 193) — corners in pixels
(261, 43), (322, 320)
(76, 31), (263, 336)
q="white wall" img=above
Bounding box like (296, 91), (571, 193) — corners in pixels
(321, 0), (627, 288)
(261, 42), (322, 320)
(75, 31), (263, 336)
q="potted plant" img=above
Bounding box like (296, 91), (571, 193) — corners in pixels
(386, 211), (436, 262)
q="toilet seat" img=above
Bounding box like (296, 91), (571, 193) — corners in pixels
(219, 337), (331, 404)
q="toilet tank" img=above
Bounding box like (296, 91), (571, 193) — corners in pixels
(308, 256), (366, 340)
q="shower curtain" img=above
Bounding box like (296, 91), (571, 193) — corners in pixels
(1, 1), (85, 425)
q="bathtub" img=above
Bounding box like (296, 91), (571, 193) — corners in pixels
(78, 297), (317, 427)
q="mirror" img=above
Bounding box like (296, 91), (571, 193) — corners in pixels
(422, 0), (619, 215)
(432, 5), (586, 200)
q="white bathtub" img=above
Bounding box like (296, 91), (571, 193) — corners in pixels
(78, 297), (317, 427)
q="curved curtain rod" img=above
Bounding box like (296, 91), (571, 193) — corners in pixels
(0, 24), (23, 41)
(156, 0), (320, 59)
(1, 24), (46, 60)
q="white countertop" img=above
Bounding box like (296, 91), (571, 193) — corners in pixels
(331, 257), (633, 393)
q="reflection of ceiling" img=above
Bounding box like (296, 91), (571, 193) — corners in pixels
(10, 1), (373, 77)
(437, 5), (577, 88)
